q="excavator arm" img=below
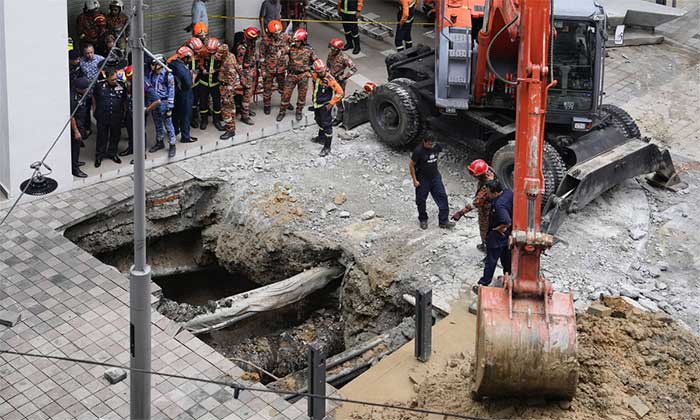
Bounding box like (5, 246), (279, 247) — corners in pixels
(473, 0), (578, 400)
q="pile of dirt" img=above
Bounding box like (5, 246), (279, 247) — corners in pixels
(351, 299), (700, 420)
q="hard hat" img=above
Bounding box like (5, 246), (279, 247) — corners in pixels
(292, 28), (308, 43)
(124, 65), (133, 79)
(468, 159), (489, 176)
(109, 0), (123, 8)
(206, 37), (221, 54)
(244, 27), (260, 40)
(152, 53), (165, 66)
(329, 38), (345, 50)
(94, 15), (107, 26)
(312, 58), (326, 73)
(85, 0), (100, 10)
(193, 22), (209, 37)
(267, 20), (284, 34)
(186, 37), (204, 52)
(176, 46), (194, 60)
(363, 82), (377, 93)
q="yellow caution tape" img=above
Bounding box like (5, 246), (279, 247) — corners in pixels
(146, 13), (436, 27)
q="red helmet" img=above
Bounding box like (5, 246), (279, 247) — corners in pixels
(244, 27), (260, 40)
(124, 65), (133, 79)
(329, 38), (345, 50)
(292, 28), (308, 43)
(312, 58), (326, 73)
(206, 37), (221, 54)
(363, 82), (377, 93)
(267, 20), (284, 34)
(94, 15), (107, 26)
(468, 159), (489, 177)
(186, 37), (204, 52)
(176, 46), (194, 60)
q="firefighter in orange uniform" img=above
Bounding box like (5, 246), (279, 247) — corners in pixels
(310, 59), (344, 157)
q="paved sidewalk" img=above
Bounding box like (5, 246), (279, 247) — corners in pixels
(0, 164), (318, 419)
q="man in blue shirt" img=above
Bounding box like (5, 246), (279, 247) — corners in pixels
(475, 180), (513, 291)
(79, 43), (105, 135)
(147, 55), (177, 158)
(192, 0), (209, 28)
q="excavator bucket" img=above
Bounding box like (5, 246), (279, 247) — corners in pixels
(473, 283), (578, 400)
(543, 125), (680, 234)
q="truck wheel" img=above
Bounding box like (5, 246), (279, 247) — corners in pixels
(368, 82), (422, 148)
(491, 142), (566, 206)
(600, 104), (641, 139)
(389, 77), (416, 87)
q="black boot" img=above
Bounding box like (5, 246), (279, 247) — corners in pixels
(343, 41), (353, 51)
(264, 105), (271, 115)
(249, 110), (256, 117)
(149, 142), (165, 153)
(310, 134), (324, 144)
(220, 130), (235, 140)
(168, 144), (176, 158)
(276, 111), (286, 122)
(319, 137), (331, 157)
(241, 117), (254, 126)
(118, 148), (133, 157)
(352, 38), (361, 55)
(72, 168), (88, 178)
(295, 110), (303, 122)
(213, 117), (225, 132)
(200, 116), (208, 130)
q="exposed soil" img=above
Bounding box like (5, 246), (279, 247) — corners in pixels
(350, 299), (700, 420)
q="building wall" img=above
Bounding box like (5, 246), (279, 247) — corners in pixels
(0, 0), (72, 199)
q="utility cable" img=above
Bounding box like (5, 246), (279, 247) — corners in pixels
(0, 349), (504, 420)
(0, 13), (135, 229)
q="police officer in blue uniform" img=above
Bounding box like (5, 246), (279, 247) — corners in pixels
(93, 68), (127, 167)
(147, 54), (178, 158)
(70, 77), (91, 178)
(170, 46), (198, 144)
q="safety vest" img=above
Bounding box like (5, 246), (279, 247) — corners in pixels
(339, 0), (363, 14)
(400, 0), (417, 23)
(190, 57), (200, 87)
(199, 56), (219, 87)
(313, 75), (340, 108)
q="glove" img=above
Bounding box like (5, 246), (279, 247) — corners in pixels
(308, 106), (315, 112)
(451, 210), (464, 221)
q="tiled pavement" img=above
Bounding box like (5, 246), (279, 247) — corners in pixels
(0, 164), (332, 419)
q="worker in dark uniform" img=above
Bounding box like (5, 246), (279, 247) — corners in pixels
(310, 59), (344, 157)
(198, 37), (225, 131)
(337, 0), (363, 54)
(70, 78), (91, 178)
(92, 68), (127, 167)
(475, 180), (513, 293)
(69, 50), (86, 89)
(396, 0), (416, 51)
(169, 46), (198, 143)
(451, 159), (498, 252)
(409, 137), (455, 230)
(186, 37), (205, 128)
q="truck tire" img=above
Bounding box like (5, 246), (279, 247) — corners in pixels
(600, 104), (641, 139)
(491, 142), (566, 206)
(389, 77), (416, 87)
(368, 82), (423, 148)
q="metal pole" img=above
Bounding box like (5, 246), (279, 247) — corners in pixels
(130, 0), (151, 418)
(307, 343), (326, 420)
(415, 287), (432, 362)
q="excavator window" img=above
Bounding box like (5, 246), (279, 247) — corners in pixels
(549, 20), (596, 112)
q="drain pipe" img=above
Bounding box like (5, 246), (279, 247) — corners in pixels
(129, 0), (152, 418)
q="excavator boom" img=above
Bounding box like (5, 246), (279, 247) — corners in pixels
(473, 0), (578, 400)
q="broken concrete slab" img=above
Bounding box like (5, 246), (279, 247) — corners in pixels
(627, 395), (651, 418)
(104, 368), (127, 384)
(606, 29), (665, 48)
(0, 310), (21, 327)
(588, 303), (612, 317)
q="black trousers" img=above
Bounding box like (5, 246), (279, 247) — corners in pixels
(479, 244), (512, 286)
(70, 133), (81, 171)
(314, 106), (333, 141)
(197, 84), (221, 118)
(395, 9), (415, 50)
(96, 118), (122, 159)
(340, 12), (360, 47)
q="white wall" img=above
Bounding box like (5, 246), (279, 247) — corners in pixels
(235, 0), (264, 32)
(0, 0), (72, 199)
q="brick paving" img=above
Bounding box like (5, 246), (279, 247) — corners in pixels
(0, 164), (311, 419)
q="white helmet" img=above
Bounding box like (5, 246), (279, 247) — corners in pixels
(85, 0), (100, 10)
(110, 0), (123, 8)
